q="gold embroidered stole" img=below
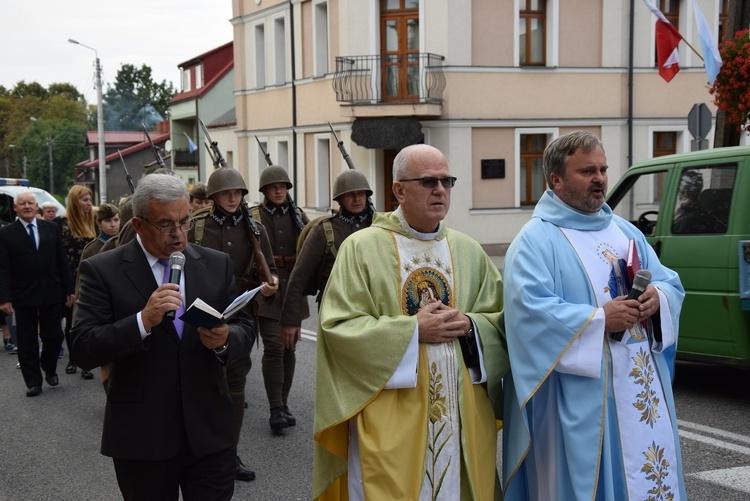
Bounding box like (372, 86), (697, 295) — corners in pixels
(394, 232), (462, 500)
(562, 225), (681, 500)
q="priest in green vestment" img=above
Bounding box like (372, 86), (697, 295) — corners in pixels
(314, 144), (508, 500)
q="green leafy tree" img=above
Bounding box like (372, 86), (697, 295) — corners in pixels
(48, 83), (84, 102)
(1, 81), (89, 181)
(104, 64), (175, 131)
(11, 81), (49, 100)
(16, 119), (88, 195)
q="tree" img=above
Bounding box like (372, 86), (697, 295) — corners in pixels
(16, 119), (87, 195)
(48, 83), (84, 102)
(0, 81), (89, 183)
(709, 29), (750, 135)
(104, 64), (175, 131)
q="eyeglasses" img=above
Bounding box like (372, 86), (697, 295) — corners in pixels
(398, 176), (457, 189)
(140, 217), (194, 235)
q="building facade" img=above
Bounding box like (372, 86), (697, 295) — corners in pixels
(231, 0), (734, 248)
(170, 42), (236, 183)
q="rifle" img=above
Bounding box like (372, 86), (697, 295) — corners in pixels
(199, 119), (227, 169)
(255, 135), (273, 167)
(254, 135), (305, 232)
(328, 122), (376, 214)
(141, 123), (167, 169)
(200, 120), (272, 283)
(117, 150), (135, 194)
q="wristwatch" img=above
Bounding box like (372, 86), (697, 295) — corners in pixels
(213, 342), (229, 354)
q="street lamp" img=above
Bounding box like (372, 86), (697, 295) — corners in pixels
(26, 117), (56, 193)
(68, 38), (107, 203)
(8, 144), (27, 179)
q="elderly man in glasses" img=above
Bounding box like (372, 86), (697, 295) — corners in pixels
(71, 173), (256, 501)
(314, 144), (507, 500)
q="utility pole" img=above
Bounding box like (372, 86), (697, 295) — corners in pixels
(69, 38), (107, 203)
(48, 136), (54, 195)
(8, 144), (26, 178)
(95, 55), (106, 203)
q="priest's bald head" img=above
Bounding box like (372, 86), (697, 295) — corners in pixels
(392, 144), (457, 233)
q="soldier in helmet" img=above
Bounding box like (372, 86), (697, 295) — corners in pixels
(249, 165), (309, 432)
(189, 167), (278, 482)
(280, 170), (374, 344)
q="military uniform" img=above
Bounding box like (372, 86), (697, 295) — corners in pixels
(281, 208), (372, 325)
(80, 236), (107, 262)
(189, 167), (277, 481)
(250, 199), (309, 415)
(282, 168), (374, 324)
(189, 204), (277, 443)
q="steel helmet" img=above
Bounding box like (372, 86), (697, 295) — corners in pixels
(206, 168), (249, 198)
(333, 170), (372, 200)
(259, 165), (293, 191)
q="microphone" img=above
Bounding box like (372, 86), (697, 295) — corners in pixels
(610, 269), (652, 342)
(165, 251), (185, 320)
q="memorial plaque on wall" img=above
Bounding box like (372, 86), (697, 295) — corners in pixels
(481, 159), (505, 179)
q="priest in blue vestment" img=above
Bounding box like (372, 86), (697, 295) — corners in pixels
(502, 130), (686, 500)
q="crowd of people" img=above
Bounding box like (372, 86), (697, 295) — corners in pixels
(0, 131), (688, 500)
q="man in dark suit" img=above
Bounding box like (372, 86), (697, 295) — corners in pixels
(71, 174), (255, 501)
(0, 191), (74, 397)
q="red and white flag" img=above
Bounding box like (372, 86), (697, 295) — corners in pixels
(643, 0), (684, 82)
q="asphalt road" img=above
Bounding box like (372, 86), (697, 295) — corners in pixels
(1, 300), (750, 499)
(0, 303), (320, 501)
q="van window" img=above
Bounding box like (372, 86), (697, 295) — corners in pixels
(671, 165), (736, 235)
(610, 170), (666, 236)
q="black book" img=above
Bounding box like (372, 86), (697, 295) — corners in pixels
(179, 285), (262, 328)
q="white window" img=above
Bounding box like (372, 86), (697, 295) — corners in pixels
(182, 68), (192, 92)
(274, 17), (287, 85)
(315, 136), (331, 208)
(313, 1), (329, 77)
(276, 140), (289, 168)
(195, 64), (203, 89)
(255, 23), (266, 88)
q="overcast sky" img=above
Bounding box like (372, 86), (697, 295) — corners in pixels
(3, 1), (234, 103)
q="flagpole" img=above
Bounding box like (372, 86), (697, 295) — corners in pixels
(682, 38), (704, 62)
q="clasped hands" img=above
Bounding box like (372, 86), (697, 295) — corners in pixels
(416, 300), (471, 344)
(604, 284), (660, 334)
(141, 283), (228, 350)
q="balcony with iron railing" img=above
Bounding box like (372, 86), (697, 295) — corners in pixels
(173, 149), (198, 167)
(332, 53), (445, 118)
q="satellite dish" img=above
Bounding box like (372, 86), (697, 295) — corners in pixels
(164, 139), (172, 153)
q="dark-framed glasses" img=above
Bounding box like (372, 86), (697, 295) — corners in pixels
(398, 176), (457, 189)
(140, 217), (194, 235)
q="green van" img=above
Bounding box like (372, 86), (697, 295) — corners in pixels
(607, 146), (750, 367)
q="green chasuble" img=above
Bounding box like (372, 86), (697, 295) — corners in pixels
(313, 210), (508, 500)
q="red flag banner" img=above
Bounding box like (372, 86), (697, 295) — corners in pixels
(643, 0), (684, 82)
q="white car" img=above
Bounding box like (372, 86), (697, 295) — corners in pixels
(0, 178), (67, 226)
